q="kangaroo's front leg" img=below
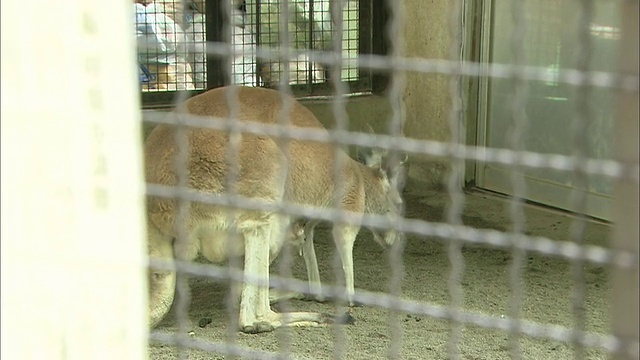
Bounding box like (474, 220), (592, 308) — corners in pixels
(269, 220), (307, 304)
(240, 219), (334, 334)
(239, 223), (280, 333)
(301, 221), (326, 302)
(147, 222), (177, 329)
(332, 224), (360, 307)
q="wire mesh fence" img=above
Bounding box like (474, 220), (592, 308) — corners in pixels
(140, 0), (639, 359)
(135, 0), (364, 101)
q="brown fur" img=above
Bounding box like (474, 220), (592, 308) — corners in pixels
(145, 86), (405, 333)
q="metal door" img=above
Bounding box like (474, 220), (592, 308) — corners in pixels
(475, 0), (622, 221)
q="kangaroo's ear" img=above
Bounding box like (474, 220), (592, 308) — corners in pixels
(363, 123), (376, 135)
(383, 152), (409, 192)
(356, 147), (386, 168)
(356, 147), (369, 164)
(356, 124), (388, 168)
(384, 153), (408, 171)
(399, 153), (408, 165)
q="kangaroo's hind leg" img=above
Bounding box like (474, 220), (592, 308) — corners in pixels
(239, 216), (333, 334)
(332, 223), (361, 307)
(301, 221), (326, 302)
(269, 219), (307, 304)
(147, 221), (177, 328)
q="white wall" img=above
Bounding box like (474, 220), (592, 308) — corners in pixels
(1, 0), (147, 359)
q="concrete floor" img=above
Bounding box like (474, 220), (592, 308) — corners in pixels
(149, 183), (615, 359)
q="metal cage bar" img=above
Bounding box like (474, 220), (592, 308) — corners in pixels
(136, 0), (375, 107)
(611, 2), (640, 360)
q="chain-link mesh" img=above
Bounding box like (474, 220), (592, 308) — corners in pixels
(134, 0), (362, 98)
(142, 0), (639, 359)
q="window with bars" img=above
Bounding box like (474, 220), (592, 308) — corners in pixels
(134, 0), (376, 107)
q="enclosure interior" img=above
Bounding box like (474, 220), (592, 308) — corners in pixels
(134, 0), (637, 359)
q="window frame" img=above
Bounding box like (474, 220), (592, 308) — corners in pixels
(139, 0), (389, 108)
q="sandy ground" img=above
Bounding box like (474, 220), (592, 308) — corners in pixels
(148, 185), (613, 359)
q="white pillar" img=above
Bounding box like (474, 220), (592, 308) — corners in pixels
(1, 0), (147, 359)
(611, 2), (639, 360)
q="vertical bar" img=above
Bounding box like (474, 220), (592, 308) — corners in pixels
(446, 0), (466, 359)
(569, 1), (594, 358)
(219, 1), (242, 357)
(328, 0), (349, 359)
(1, 0), (146, 358)
(384, 0), (407, 357)
(506, 0), (529, 358)
(275, 0), (295, 355)
(462, 0), (483, 185)
(473, 0), (493, 187)
(256, 0), (262, 87)
(171, 2), (200, 358)
(611, 2), (639, 360)
(370, 0), (388, 94)
(207, 0), (230, 88)
(357, 0), (372, 90)
(308, 0), (314, 94)
(278, 0), (292, 89)
(171, 105), (192, 360)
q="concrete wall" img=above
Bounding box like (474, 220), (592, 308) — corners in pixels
(402, 0), (454, 189)
(141, 94), (392, 142)
(143, 0), (455, 190)
(309, 0), (456, 190)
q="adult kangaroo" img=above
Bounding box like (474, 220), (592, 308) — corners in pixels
(145, 86), (406, 333)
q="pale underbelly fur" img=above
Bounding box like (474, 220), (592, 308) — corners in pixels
(182, 219), (307, 264)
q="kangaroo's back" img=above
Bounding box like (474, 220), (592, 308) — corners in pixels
(144, 86), (403, 330)
(145, 86), (361, 213)
(183, 86), (328, 130)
